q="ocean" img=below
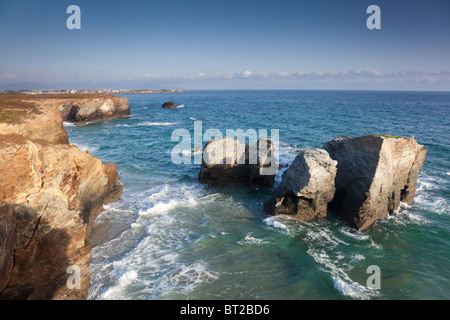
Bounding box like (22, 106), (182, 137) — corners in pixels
(63, 90), (450, 300)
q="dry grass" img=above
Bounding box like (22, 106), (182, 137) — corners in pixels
(0, 93), (120, 124)
(370, 134), (404, 139)
(0, 98), (41, 124)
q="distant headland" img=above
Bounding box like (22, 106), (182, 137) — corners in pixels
(0, 88), (189, 95)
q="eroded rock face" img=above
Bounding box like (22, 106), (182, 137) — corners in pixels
(324, 135), (427, 231)
(0, 102), (68, 144)
(0, 96), (124, 300)
(103, 162), (123, 205)
(0, 134), (122, 299)
(199, 137), (277, 188)
(265, 149), (337, 220)
(47, 96), (130, 124)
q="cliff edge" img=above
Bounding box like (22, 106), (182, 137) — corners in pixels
(1, 94), (130, 126)
(0, 95), (124, 299)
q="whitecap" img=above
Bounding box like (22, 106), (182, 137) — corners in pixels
(307, 248), (378, 300)
(306, 228), (348, 247)
(71, 143), (99, 153)
(237, 233), (270, 246)
(171, 262), (219, 287)
(63, 121), (75, 127)
(101, 270), (138, 300)
(139, 122), (176, 126)
(263, 216), (289, 230)
(339, 228), (370, 241)
(416, 180), (439, 192)
(333, 276), (372, 299)
(139, 197), (198, 217)
(414, 194), (448, 215)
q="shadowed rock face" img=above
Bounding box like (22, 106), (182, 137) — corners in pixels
(162, 101), (180, 109)
(0, 97), (123, 300)
(0, 204), (15, 293)
(0, 135), (122, 299)
(199, 137), (277, 188)
(265, 149), (337, 220)
(324, 135), (427, 231)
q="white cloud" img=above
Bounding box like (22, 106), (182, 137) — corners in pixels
(0, 72), (18, 79)
(1, 69), (449, 90)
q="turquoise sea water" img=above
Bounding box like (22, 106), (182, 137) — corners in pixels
(64, 90), (450, 300)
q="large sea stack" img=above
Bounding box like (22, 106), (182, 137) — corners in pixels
(324, 135), (427, 231)
(199, 137), (277, 188)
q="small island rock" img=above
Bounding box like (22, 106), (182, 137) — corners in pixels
(162, 101), (180, 109)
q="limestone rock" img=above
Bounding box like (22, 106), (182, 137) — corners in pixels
(324, 135), (427, 231)
(249, 138), (278, 188)
(199, 137), (277, 187)
(0, 133), (124, 299)
(0, 100), (68, 144)
(0, 95), (124, 299)
(0, 94), (130, 128)
(46, 96), (130, 124)
(103, 162), (123, 205)
(199, 138), (248, 186)
(265, 149), (337, 220)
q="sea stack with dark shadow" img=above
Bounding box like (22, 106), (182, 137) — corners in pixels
(323, 135), (427, 231)
(265, 135), (426, 231)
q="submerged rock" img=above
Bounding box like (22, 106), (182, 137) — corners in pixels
(265, 149), (337, 220)
(198, 137), (277, 188)
(324, 135), (427, 231)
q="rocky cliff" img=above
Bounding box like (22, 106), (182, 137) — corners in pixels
(0, 95), (123, 299)
(37, 95), (130, 125)
(0, 94), (130, 126)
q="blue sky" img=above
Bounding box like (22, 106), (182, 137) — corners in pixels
(0, 0), (449, 90)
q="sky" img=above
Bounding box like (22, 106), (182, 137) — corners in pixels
(0, 0), (449, 90)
